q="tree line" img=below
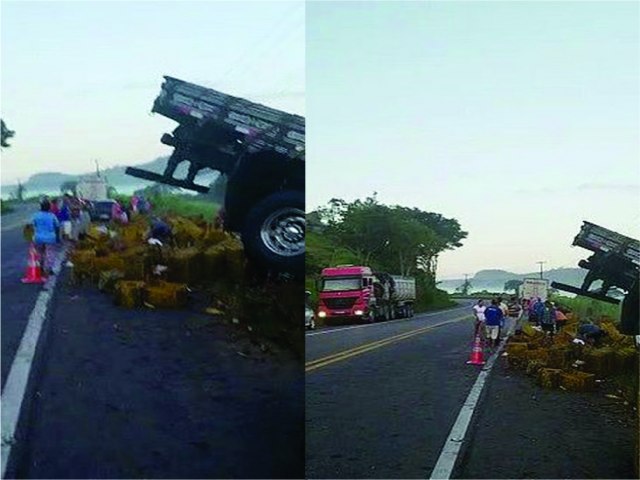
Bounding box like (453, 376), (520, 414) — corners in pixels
(308, 193), (467, 286)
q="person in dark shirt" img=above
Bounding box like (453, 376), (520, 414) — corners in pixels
(147, 217), (173, 243)
(578, 323), (607, 346)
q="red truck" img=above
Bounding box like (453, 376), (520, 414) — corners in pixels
(317, 265), (416, 324)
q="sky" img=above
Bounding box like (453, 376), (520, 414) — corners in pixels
(307, 1), (640, 279)
(1, 0), (305, 183)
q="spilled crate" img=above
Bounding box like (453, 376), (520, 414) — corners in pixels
(145, 281), (188, 309)
(113, 280), (188, 309)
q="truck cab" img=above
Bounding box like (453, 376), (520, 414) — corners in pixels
(317, 266), (376, 323)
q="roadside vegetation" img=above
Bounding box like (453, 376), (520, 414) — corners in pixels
(0, 200), (14, 215)
(550, 293), (621, 322)
(112, 187), (219, 221)
(307, 194), (467, 312)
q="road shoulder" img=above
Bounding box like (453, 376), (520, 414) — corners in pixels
(456, 357), (637, 479)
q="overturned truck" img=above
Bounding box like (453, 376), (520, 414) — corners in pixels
(126, 76), (305, 275)
(551, 221), (639, 335)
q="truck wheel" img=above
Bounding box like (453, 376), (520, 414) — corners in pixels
(241, 191), (304, 276)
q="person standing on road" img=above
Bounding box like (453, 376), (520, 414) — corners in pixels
(472, 299), (486, 338)
(32, 199), (60, 275)
(508, 296), (524, 335)
(497, 296), (509, 338)
(484, 299), (504, 348)
(554, 304), (568, 331)
(530, 297), (544, 326)
(57, 196), (72, 241)
(540, 300), (557, 336)
(473, 299), (487, 337)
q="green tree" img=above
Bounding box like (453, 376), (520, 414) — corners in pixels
(504, 279), (524, 293)
(1, 120), (15, 148)
(315, 194), (466, 279)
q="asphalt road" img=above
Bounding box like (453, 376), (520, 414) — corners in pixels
(457, 358), (637, 479)
(14, 279), (304, 479)
(306, 300), (637, 479)
(305, 302), (478, 479)
(1, 204), (43, 390)
(1, 205), (304, 479)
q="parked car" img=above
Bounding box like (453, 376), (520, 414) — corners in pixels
(89, 200), (117, 222)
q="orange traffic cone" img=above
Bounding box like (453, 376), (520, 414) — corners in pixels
(466, 333), (486, 365)
(21, 243), (46, 284)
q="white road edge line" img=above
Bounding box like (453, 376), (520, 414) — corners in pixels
(429, 324), (514, 480)
(1, 246), (68, 478)
(305, 305), (470, 337)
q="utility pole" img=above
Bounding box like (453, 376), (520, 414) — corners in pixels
(536, 261), (546, 279)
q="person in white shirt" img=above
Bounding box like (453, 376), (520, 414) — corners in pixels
(472, 299), (486, 337)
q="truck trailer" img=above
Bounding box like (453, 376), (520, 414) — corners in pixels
(316, 265), (416, 324)
(551, 221), (639, 335)
(125, 76), (305, 275)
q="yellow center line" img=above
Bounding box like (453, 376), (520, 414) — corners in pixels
(305, 315), (471, 373)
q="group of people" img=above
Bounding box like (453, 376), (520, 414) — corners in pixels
(472, 297), (517, 347)
(31, 196), (88, 275)
(471, 295), (570, 348)
(29, 192), (155, 276)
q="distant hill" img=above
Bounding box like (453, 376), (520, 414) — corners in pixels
(2, 156), (218, 198)
(438, 267), (586, 293)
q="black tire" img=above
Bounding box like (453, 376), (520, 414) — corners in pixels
(241, 190), (304, 276)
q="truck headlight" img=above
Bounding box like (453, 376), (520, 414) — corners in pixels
(318, 311), (327, 318)
(354, 310), (364, 316)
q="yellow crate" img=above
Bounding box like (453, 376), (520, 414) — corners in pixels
(166, 247), (203, 284)
(114, 280), (146, 308)
(537, 368), (563, 389)
(144, 281), (188, 309)
(506, 342), (529, 359)
(560, 371), (596, 392)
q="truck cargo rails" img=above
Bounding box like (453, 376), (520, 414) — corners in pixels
(126, 76), (305, 275)
(551, 221), (639, 335)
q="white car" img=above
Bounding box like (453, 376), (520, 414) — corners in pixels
(305, 305), (316, 330)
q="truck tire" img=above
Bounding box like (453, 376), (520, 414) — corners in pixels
(241, 191), (304, 276)
(620, 281), (638, 335)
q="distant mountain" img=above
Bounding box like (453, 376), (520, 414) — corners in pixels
(438, 267), (586, 293)
(473, 269), (521, 281)
(2, 156), (218, 198)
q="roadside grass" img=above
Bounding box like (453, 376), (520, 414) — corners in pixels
(114, 193), (219, 221)
(550, 293), (621, 321)
(150, 194), (219, 220)
(1, 201), (14, 215)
